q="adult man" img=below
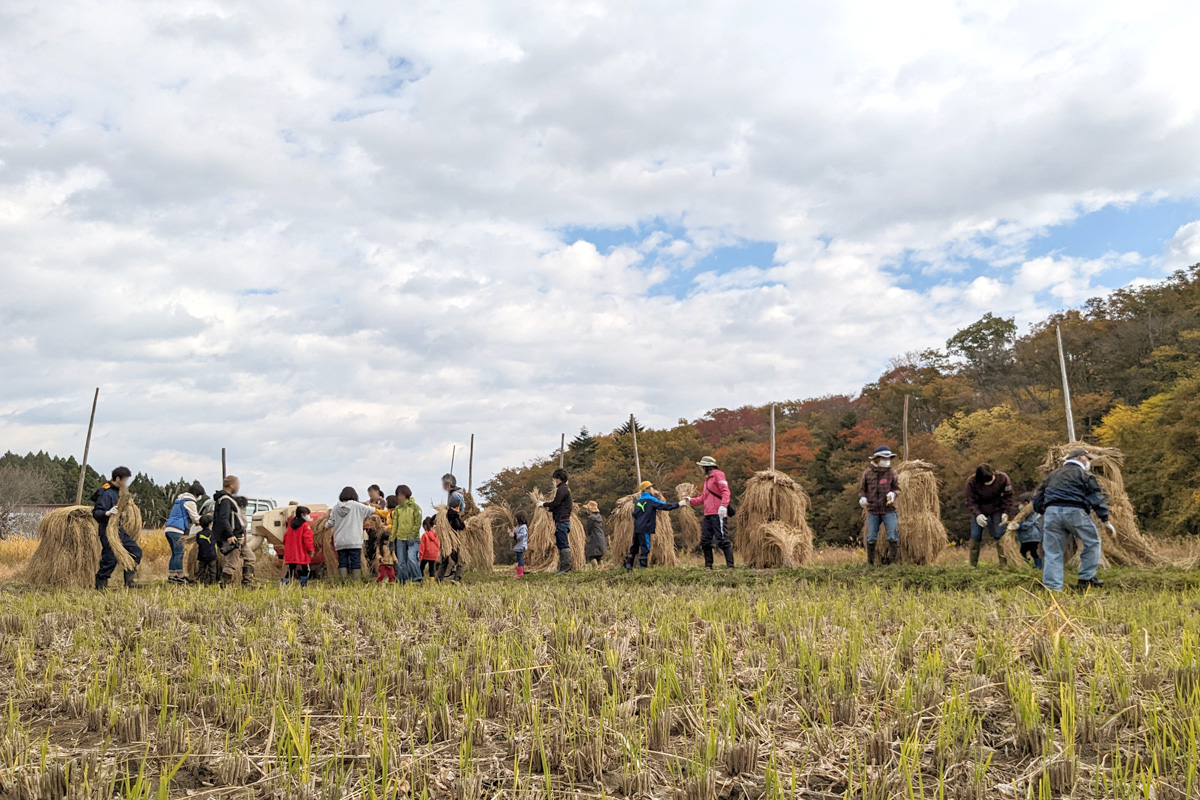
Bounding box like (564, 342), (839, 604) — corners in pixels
(625, 481), (680, 571)
(859, 446), (900, 565)
(212, 475), (247, 588)
(687, 456), (734, 569)
(1034, 447), (1113, 591)
(541, 469), (573, 572)
(965, 464), (1014, 567)
(92, 466), (142, 590)
(163, 481), (204, 584)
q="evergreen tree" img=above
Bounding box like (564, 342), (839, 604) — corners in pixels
(565, 427), (598, 473)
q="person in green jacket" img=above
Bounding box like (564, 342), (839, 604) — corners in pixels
(390, 485), (424, 583)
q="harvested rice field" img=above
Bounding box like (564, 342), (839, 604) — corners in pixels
(2, 567), (1200, 799)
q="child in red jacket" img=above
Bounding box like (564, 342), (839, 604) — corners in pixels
(419, 516), (440, 580)
(283, 506), (316, 587)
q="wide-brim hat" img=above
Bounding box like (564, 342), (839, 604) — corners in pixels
(584, 501), (600, 513)
(696, 456), (719, 468)
(871, 446), (898, 460)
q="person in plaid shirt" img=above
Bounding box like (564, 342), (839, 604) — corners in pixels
(859, 446), (901, 565)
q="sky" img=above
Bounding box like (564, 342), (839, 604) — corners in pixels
(3, 0), (1200, 504)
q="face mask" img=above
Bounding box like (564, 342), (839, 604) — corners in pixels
(876, 459), (891, 468)
(303, 515), (312, 522)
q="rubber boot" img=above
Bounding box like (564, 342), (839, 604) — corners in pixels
(702, 546), (714, 569)
(95, 576), (108, 590)
(123, 570), (137, 589)
(557, 548), (573, 573)
(241, 565), (254, 587)
(515, 565), (525, 578)
(339, 567), (349, 581)
(866, 542), (876, 565)
(994, 539), (1007, 566)
(720, 542), (735, 569)
(886, 541), (899, 565)
(219, 571), (233, 588)
(969, 539), (981, 568)
(351, 569), (363, 583)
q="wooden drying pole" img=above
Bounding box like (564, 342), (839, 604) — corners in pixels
(902, 394), (910, 462)
(769, 404), (776, 471)
(1056, 324), (1077, 442)
(559, 433), (566, 468)
(221, 448), (227, 481)
(467, 434), (475, 495)
(74, 388), (100, 505)
(450, 445), (457, 476)
(630, 414), (642, 485)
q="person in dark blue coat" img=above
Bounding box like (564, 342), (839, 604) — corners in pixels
(625, 481), (680, 571)
(1033, 447), (1113, 591)
(92, 466), (142, 590)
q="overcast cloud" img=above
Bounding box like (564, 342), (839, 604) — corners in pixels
(2, 0), (1199, 502)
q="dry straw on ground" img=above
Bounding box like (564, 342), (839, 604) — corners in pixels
(1041, 443), (1168, 567)
(21, 506), (102, 589)
(893, 460), (949, 565)
(674, 483), (701, 554)
(736, 470), (814, 568)
(607, 491), (678, 567)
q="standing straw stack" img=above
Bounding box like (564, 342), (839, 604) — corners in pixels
(567, 508), (588, 570)
(525, 489), (559, 572)
(21, 506), (103, 589)
(736, 470), (814, 568)
(892, 460), (948, 565)
(104, 490), (140, 571)
(460, 506), (499, 572)
(607, 491), (678, 567)
(1041, 443), (1167, 567)
(310, 514), (340, 574)
(674, 483), (702, 554)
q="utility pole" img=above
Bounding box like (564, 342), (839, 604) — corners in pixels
(74, 388), (99, 506)
(1056, 324), (1077, 442)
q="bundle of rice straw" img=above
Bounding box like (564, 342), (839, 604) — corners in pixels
(1039, 443), (1167, 567)
(674, 483), (702, 553)
(310, 514), (341, 571)
(998, 521), (1027, 566)
(606, 491), (678, 567)
(524, 489), (588, 571)
(735, 470), (813, 568)
(490, 502), (518, 565)
(460, 506), (500, 572)
(892, 461), (948, 565)
(103, 490), (140, 571)
(21, 506), (103, 588)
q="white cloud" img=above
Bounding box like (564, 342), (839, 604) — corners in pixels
(2, 0), (1199, 501)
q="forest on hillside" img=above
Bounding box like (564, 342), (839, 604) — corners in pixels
(482, 264), (1200, 545)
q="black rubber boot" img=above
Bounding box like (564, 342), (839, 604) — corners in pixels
(701, 546), (714, 569)
(95, 576), (108, 590)
(721, 542), (735, 569)
(557, 548), (573, 573)
(123, 570), (137, 589)
(969, 539), (981, 568)
(241, 565), (254, 587)
(866, 542), (876, 565)
(886, 541), (899, 565)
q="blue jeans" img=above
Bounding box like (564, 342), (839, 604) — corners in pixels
(1041, 506), (1102, 590)
(164, 528), (184, 573)
(395, 539), (421, 583)
(554, 521), (571, 550)
(337, 548), (362, 572)
(866, 512), (898, 544)
(514, 551), (525, 567)
(970, 513), (1006, 542)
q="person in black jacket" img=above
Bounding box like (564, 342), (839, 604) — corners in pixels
(541, 469), (574, 573)
(92, 466), (142, 589)
(436, 496), (467, 583)
(1033, 447), (1114, 591)
(212, 475), (246, 588)
(625, 481), (680, 571)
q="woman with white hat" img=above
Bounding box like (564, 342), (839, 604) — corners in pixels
(858, 446), (901, 565)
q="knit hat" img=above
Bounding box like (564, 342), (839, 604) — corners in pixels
(637, 480), (653, 493)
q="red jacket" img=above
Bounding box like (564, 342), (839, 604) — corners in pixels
(688, 469), (732, 516)
(419, 528), (440, 561)
(283, 521), (315, 565)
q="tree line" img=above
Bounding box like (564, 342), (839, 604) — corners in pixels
(482, 264), (1200, 544)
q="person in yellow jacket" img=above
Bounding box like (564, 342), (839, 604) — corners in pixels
(389, 485), (424, 583)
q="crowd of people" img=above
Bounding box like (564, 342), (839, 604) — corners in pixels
(88, 446), (1114, 592)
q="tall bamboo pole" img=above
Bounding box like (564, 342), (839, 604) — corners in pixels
(221, 448), (227, 481)
(770, 404), (776, 471)
(468, 434), (475, 495)
(1056, 325), (1077, 442)
(559, 433), (565, 468)
(450, 445), (456, 476)
(74, 388), (99, 505)
(630, 414), (642, 485)
(902, 394), (910, 462)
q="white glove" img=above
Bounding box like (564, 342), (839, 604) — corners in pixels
(1006, 522), (1019, 534)
(1104, 521), (1116, 535)
(106, 506), (120, 517)
(680, 497), (692, 504)
(717, 506), (728, 519)
(975, 514), (988, 527)
(1000, 514), (1009, 524)
(859, 497), (868, 508)
(886, 492), (895, 505)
